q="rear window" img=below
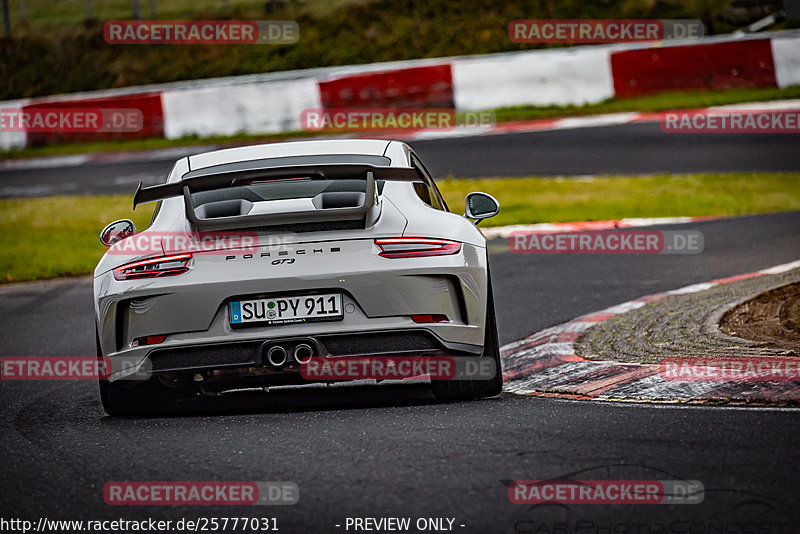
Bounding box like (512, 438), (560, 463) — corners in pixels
(191, 179), (368, 207)
(185, 154), (389, 207)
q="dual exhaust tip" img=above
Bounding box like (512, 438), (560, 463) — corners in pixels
(266, 343), (314, 368)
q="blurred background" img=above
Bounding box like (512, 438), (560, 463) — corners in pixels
(2, 0), (798, 99)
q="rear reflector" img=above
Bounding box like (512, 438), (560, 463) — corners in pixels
(412, 314), (450, 324)
(131, 334), (167, 347)
(375, 238), (461, 258)
(113, 253), (192, 281)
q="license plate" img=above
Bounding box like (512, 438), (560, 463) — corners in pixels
(230, 293), (343, 326)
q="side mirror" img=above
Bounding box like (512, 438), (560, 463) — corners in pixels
(100, 219), (136, 247)
(464, 192), (500, 224)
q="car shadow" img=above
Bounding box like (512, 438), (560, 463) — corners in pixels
(98, 381), (503, 419)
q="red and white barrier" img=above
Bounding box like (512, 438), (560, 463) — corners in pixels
(1, 31), (798, 150)
(161, 78), (319, 138)
(0, 98), (30, 151)
(319, 65), (454, 109)
(452, 45), (615, 109)
(23, 93), (164, 145)
(772, 36), (800, 88)
(610, 39), (777, 98)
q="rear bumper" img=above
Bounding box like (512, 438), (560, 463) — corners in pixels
(106, 328), (482, 383)
(95, 240), (490, 380)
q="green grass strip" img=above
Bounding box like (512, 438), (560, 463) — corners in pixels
(1, 172), (798, 283)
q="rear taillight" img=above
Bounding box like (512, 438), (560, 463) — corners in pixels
(113, 253), (192, 281)
(375, 238), (461, 258)
(131, 334), (167, 347)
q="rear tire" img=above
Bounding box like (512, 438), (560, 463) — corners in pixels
(431, 279), (503, 401)
(100, 376), (179, 416)
(97, 329), (177, 416)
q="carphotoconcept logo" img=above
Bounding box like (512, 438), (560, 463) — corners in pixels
(661, 110), (800, 133)
(510, 230), (703, 254)
(104, 481), (298, 505)
(301, 109), (495, 132)
(104, 20), (298, 44)
(0, 108), (143, 133)
(509, 19), (704, 43)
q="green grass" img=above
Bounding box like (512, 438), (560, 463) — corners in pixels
(438, 172), (800, 227)
(0, 196), (155, 283)
(2, 172), (799, 283)
(4, 0), (367, 29)
(3, 87), (799, 161)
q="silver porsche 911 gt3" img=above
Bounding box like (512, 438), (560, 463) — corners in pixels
(94, 139), (502, 415)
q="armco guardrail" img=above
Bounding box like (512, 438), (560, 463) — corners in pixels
(1, 30), (799, 150)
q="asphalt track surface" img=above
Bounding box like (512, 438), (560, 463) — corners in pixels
(2, 124), (800, 530)
(2, 211), (800, 531)
(1, 122), (800, 198)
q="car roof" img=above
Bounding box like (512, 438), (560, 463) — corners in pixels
(188, 139), (397, 171)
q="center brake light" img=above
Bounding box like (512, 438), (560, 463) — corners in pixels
(375, 238), (461, 258)
(240, 176), (314, 185)
(113, 253), (193, 281)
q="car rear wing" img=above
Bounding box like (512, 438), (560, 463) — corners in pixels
(133, 162), (420, 231)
